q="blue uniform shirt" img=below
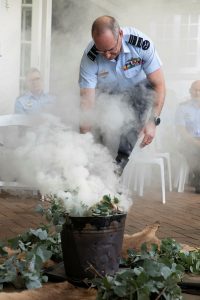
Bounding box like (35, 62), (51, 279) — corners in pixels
(15, 91), (55, 114)
(79, 27), (162, 93)
(175, 99), (200, 138)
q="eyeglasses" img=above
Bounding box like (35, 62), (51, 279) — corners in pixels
(95, 34), (120, 54)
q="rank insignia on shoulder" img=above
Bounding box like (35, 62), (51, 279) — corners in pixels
(128, 34), (150, 50)
(123, 57), (144, 70)
(87, 45), (98, 61)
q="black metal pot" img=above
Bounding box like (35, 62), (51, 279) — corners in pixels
(61, 214), (126, 284)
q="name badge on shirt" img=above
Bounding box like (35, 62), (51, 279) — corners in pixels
(123, 58), (144, 71)
(98, 70), (109, 78)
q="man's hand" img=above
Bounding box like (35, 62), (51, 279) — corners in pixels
(80, 125), (92, 134)
(140, 121), (156, 148)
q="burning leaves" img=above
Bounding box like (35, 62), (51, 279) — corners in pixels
(89, 195), (123, 216)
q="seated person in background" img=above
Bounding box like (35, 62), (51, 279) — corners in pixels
(175, 80), (200, 193)
(15, 68), (55, 114)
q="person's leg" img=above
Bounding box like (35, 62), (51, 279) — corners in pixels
(115, 80), (154, 173)
(180, 143), (200, 193)
(116, 128), (138, 170)
(193, 170), (200, 193)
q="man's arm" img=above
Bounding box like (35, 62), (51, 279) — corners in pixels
(14, 98), (26, 114)
(140, 68), (165, 147)
(80, 88), (95, 133)
(147, 68), (165, 116)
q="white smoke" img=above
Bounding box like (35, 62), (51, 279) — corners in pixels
(79, 93), (138, 157)
(4, 114), (131, 215)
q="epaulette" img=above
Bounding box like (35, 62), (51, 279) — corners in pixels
(128, 34), (150, 50)
(87, 45), (98, 61)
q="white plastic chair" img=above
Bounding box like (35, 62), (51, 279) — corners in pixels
(132, 157), (166, 204)
(151, 128), (172, 192)
(122, 135), (172, 204)
(0, 114), (36, 191)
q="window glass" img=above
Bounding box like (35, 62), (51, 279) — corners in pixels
(153, 13), (200, 71)
(21, 7), (32, 41)
(20, 2), (32, 93)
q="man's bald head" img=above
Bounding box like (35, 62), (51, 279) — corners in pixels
(190, 80), (200, 100)
(91, 16), (120, 39)
(26, 68), (43, 95)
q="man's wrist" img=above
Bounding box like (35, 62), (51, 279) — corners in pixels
(149, 115), (161, 126)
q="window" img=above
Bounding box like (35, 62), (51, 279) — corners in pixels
(20, 0), (52, 94)
(152, 12), (200, 76)
(177, 14), (200, 71)
(20, 0), (33, 93)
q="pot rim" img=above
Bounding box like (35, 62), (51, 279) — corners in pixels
(65, 213), (127, 219)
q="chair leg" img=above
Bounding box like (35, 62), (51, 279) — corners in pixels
(133, 166), (138, 192)
(178, 163), (188, 192)
(174, 172), (179, 189)
(157, 153), (172, 192)
(157, 160), (166, 204)
(123, 158), (166, 203)
(161, 163), (166, 204)
(165, 154), (172, 192)
(138, 166), (145, 197)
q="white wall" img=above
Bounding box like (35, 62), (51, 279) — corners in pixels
(0, 0), (21, 113)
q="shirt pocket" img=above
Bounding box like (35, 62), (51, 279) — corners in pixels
(123, 65), (142, 79)
(97, 70), (116, 86)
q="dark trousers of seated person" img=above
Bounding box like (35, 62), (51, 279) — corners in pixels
(116, 80), (154, 172)
(179, 141), (200, 192)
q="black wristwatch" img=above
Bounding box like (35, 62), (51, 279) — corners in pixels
(149, 115), (161, 126)
(154, 116), (161, 126)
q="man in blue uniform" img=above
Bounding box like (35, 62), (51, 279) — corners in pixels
(175, 80), (200, 193)
(15, 68), (55, 114)
(79, 16), (165, 169)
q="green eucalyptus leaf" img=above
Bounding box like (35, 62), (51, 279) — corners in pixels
(113, 285), (126, 297)
(161, 266), (172, 279)
(35, 205), (44, 214)
(30, 229), (48, 241)
(36, 246), (52, 262)
(25, 278), (42, 290)
(42, 275), (48, 283)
